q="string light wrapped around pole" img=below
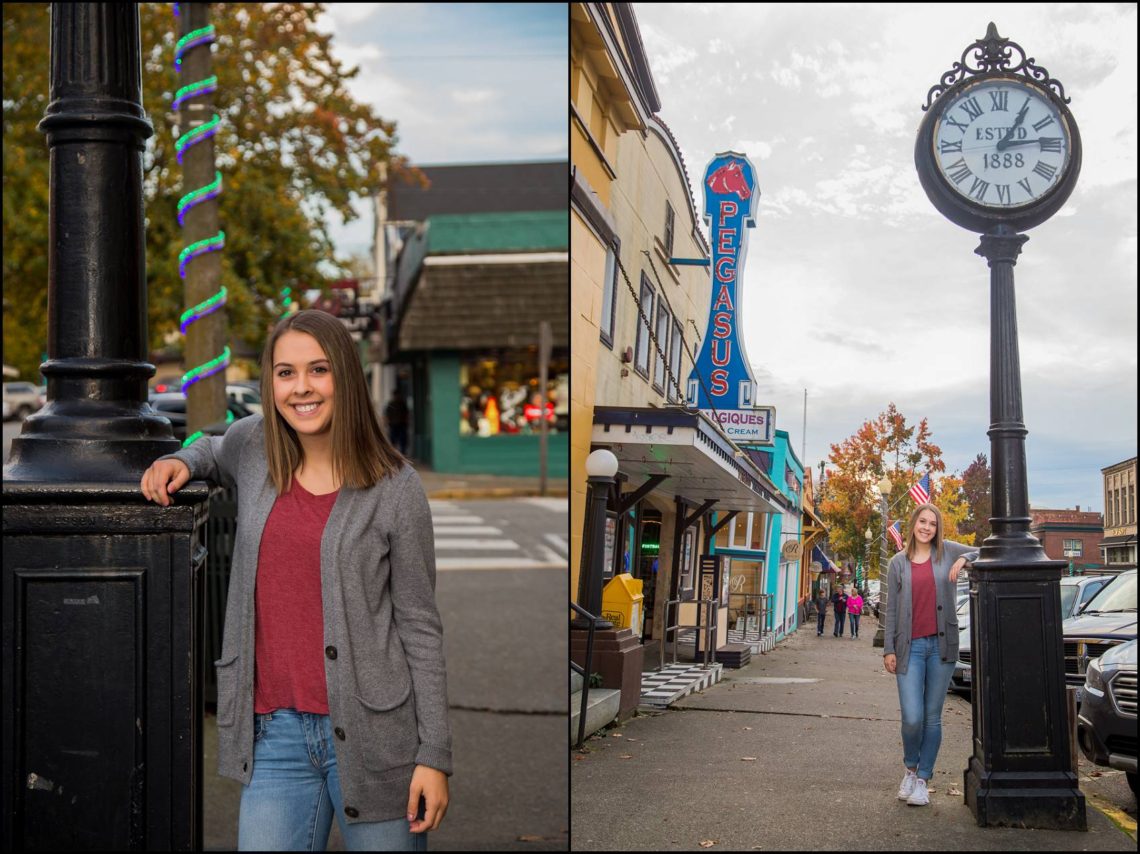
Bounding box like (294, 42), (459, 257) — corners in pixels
(173, 3), (229, 446)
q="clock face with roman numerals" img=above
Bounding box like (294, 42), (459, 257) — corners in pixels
(932, 77), (1072, 209)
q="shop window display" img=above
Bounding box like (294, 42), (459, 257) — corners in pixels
(459, 348), (569, 437)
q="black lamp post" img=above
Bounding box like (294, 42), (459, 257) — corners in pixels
(3, 5), (207, 848)
(914, 25), (1085, 830)
(871, 476), (891, 648)
(573, 449), (617, 629)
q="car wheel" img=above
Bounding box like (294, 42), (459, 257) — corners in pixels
(18, 405), (33, 419)
(1128, 771), (1137, 796)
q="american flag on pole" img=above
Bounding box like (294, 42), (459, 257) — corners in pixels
(888, 520), (904, 551)
(908, 473), (932, 505)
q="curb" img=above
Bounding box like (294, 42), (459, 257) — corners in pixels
(426, 488), (569, 500)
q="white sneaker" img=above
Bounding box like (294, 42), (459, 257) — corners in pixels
(896, 769), (918, 800)
(906, 777), (930, 806)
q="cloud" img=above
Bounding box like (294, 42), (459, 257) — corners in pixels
(452, 88), (499, 106)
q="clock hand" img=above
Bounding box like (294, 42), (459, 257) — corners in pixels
(996, 98), (1031, 151)
(997, 138), (1045, 149)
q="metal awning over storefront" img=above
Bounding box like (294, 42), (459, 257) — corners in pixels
(1100, 534), (1137, 546)
(591, 406), (791, 515)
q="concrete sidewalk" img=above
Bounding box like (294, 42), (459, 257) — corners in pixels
(571, 612), (1136, 851)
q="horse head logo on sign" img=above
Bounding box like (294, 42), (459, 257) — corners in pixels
(706, 160), (752, 199)
(686, 151), (774, 445)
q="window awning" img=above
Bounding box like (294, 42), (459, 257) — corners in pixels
(591, 406), (791, 516)
(1100, 534), (1137, 546)
(811, 545), (838, 573)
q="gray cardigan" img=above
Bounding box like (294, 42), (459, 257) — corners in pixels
(159, 414), (452, 823)
(882, 539), (979, 674)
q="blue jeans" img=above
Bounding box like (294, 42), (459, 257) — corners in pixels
(833, 610), (846, 636)
(895, 635), (956, 781)
(849, 614), (861, 637)
(238, 709), (427, 852)
(816, 608), (826, 634)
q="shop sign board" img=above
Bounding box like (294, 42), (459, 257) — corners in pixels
(687, 151), (775, 445)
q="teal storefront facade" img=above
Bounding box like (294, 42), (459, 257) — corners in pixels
(709, 429), (805, 642)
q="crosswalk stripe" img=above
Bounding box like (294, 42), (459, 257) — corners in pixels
(543, 533), (568, 553)
(434, 526), (502, 535)
(428, 515), (484, 524)
(435, 539), (520, 550)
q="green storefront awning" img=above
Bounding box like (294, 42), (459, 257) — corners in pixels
(426, 210), (568, 254)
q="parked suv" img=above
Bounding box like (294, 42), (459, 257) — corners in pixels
(1077, 638), (1137, 795)
(3, 382), (42, 420)
(1063, 569), (1137, 705)
(148, 393), (253, 442)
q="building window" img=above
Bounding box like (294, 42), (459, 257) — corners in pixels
(600, 239), (620, 348)
(664, 201), (675, 258)
(459, 348), (569, 437)
(652, 302), (670, 394)
(1130, 485), (1135, 524)
(1062, 539), (1083, 558)
(668, 319), (684, 402)
(1115, 490), (1121, 526)
(634, 273), (655, 379)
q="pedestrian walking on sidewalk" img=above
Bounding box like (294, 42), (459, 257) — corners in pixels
(847, 588), (864, 639)
(815, 589), (829, 636)
(883, 503), (977, 807)
(141, 310), (451, 850)
(831, 588), (848, 637)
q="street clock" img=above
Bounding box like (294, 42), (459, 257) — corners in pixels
(915, 24), (1081, 233)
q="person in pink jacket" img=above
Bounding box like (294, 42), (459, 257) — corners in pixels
(846, 588), (864, 639)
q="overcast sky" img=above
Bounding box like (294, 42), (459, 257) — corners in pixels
(634, 3), (1137, 514)
(314, 3), (568, 262)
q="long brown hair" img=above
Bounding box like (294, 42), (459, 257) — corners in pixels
(260, 310), (404, 494)
(905, 502), (945, 564)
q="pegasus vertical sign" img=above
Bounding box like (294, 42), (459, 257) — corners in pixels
(687, 151), (774, 444)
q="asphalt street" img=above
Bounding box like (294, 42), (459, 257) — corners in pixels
(571, 610), (1136, 851)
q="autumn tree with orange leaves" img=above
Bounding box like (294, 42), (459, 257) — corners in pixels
(819, 403), (973, 580)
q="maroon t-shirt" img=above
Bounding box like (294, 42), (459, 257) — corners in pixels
(910, 556), (938, 639)
(253, 478), (340, 715)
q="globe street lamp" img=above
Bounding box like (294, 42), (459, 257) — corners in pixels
(573, 449), (618, 629)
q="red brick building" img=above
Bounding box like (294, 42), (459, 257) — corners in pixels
(1029, 507), (1106, 574)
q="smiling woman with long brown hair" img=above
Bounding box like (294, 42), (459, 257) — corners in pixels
(883, 502), (977, 807)
(140, 310), (450, 851)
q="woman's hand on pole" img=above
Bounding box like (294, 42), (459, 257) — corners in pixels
(140, 458), (191, 507)
(949, 557), (967, 583)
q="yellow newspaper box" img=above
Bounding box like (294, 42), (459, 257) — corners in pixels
(601, 574), (644, 635)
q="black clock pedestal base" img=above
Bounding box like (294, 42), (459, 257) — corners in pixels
(965, 759), (1085, 831)
(962, 560), (1086, 831)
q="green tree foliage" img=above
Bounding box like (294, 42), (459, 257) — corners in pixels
(3, 3), (411, 380)
(958, 452), (993, 545)
(820, 403), (948, 577)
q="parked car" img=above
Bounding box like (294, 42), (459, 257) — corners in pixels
(865, 580), (881, 616)
(1059, 574), (1114, 621)
(1063, 569), (1137, 705)
(226, 384), (262, 416)
(1076, 638), (1137, 795)
(950, 597), (973, 696)
(3, 381), (42, 421)
(148, 393), (254, 442)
